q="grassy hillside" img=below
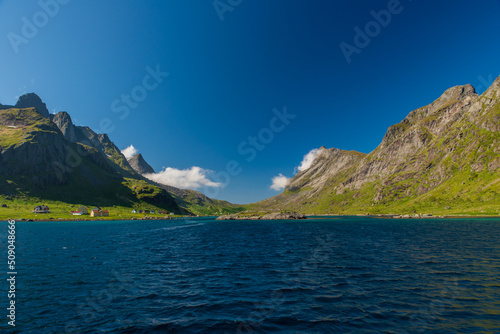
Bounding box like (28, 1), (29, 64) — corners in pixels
(0, 195), (181, 221)
(0, 107), (182, 215)
(252, 78), (500, 216)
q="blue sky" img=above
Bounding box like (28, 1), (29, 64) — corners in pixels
(1, 0), (500, 204)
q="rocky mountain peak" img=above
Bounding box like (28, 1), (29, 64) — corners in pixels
(127, 153), (155, 175)
(483, 74), (500, 99)
(15, 93), (50, 118)
(52, 111), (76, 142)
(52, 111), (73, 126)
(432, 84), (477, 109)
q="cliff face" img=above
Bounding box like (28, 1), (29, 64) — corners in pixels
(51, 111), (77, 142)
(256, 75), (500, 215)
(51, 111), (134, 173)
(342, 84), (480, 192)
(0, 108), (72, 185)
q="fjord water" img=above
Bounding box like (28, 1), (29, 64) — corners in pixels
(2, 217), (499, 333)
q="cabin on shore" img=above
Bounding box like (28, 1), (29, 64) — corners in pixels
(131, 209), (137, 213)
(33, 205), (50, 213)
(90, 208), (109, 217)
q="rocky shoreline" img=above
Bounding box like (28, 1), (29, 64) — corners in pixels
(216, 212), (307, 220)
(9, 213), (500, 223)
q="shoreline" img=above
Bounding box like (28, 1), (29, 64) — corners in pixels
(307, 214), (500, 219)
(5, 214), (500, 222)
(5, 216), (188, 222)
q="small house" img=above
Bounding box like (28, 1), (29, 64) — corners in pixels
(131, 209), (137, 214)
(34, 205), (50, 213)
(90, 210), (101, 217)
(90, 208), (110, 217)
(150, 210), (155, 214)
(72, 211), (83, 216)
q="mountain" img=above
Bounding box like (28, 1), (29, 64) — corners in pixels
(0, 93), (179, 213)
(127, 153), (155, 174)
(0, 93), (242, 216)
(255, 75), (500, 216)
(50, 110), (134, 174)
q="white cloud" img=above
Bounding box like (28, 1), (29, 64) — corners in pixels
(297, 148), (322, 172)
(270, 173), (290, 191)
(121, 145), (138, 159)
(144, 166), (221, 190)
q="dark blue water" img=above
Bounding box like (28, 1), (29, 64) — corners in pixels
(1, 217), (499, 333)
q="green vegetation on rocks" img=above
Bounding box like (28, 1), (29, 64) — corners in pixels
(252, 76), (500, 216)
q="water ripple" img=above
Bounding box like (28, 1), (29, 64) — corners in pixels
(1, 217), (499, 333)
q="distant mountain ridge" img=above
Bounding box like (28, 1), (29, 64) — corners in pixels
(126, 154), (244, 215)
(255, 75), (500, 215)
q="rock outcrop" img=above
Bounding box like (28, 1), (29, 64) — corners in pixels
(52, 111), (77, 142)
(15, 93), (50, 118)
(128, 153), (155, 174)
(216, 212), (306, 220)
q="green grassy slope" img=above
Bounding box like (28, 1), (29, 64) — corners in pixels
(0, 107), (182, 217)
(251, 79), (500, 216)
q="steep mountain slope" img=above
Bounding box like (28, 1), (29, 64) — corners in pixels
(51, 110), (134, 174)
(256, 75), (500, 215)
(0, 96), (180, 213)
